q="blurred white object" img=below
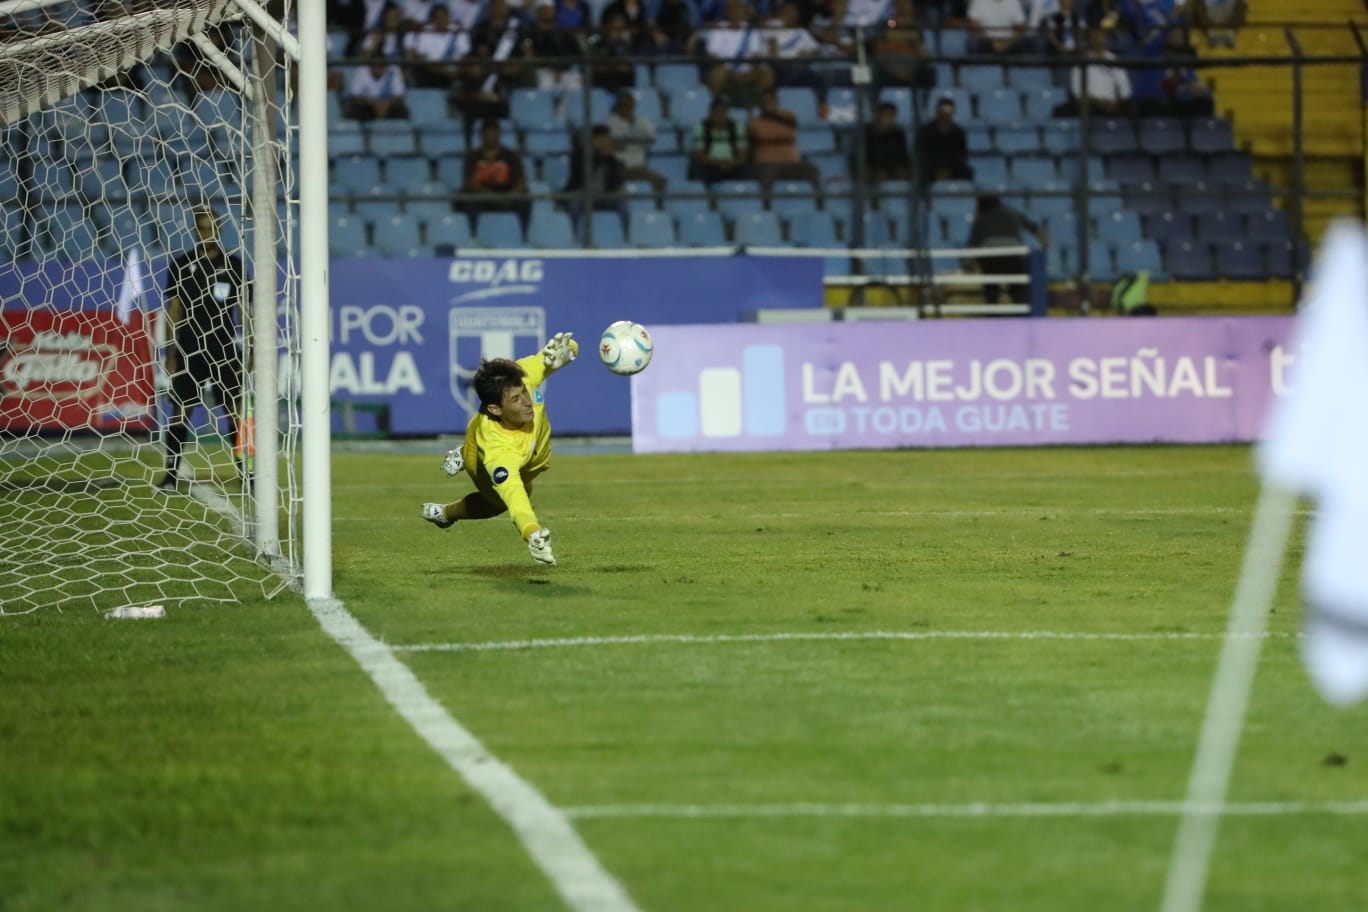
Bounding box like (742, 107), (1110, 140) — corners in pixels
(106, 605), (166, 619)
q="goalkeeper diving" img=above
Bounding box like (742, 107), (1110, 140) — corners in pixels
(421, 332), (578, 566)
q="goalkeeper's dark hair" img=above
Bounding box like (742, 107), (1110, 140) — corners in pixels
(472, 358), (527, 415)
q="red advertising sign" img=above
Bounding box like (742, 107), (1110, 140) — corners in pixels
(0, 309), (157, 431)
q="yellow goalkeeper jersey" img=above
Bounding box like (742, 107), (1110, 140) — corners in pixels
(461, 353), (554, 540)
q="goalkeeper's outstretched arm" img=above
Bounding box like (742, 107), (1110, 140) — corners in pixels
(541, 332), (578, 374)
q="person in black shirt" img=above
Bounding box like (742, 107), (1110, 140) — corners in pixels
(915, 94), (974, 186)
(562, 124), (628, 231)
(155, 209), (247, 490)
(864, 101), (912, 182)
(964, 194), (1046, 305)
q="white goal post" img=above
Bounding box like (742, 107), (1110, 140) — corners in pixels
(0, 0), (331, 612)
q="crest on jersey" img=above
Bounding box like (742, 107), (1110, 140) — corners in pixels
(447, 306), (545, 421)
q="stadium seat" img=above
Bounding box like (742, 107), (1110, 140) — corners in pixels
(528, 209), (576, 247)
(1265, 240), (1300, 279)
(628, 210), (677, 247)
(540, 155), (571, 190)
(1138, 119), (1187, 155)
(1087, 239), (1117, 280)
(1223, 178), (1272, 214)
(333, 155), (383, 194)
(1195, 210), (1243, 244)
(967, 125), (994, 153)
(1012, 67), (1054, 90)
(994, 125), (1039, 155)
(769, 182), (819, 219)
(372, 213), (424, 257)
(977, 89), (1022, 125)
(1216, 240), (1266, 279)
(1203, 151), (1253, 185)
(733, 210), (782, 247)
(622, 180), (659, 216)
(404, 185), (453, 220)
(1010, 156), (1056, 185)
(1107, 154), (1154, 184)
(385, 156), (433, 193)
(777, 87), (820, 125)
(1095, 210), (1142, 243)
(1166, 239), (1214, 279)
(407, 88), (450, 126)
(1115, 239), (1165, 276)
(624, 87), (663, 122)
(809, 152), (849, 182)
(328, 125), (367, 158)
(713, 179), (764, 221)
(787, 210), (839, 247)
(1040, 119), (1080, 155)
(1023, 87), (1067, 122)
(99, 204), (151, 253)
(938, 28), (970, 55)
(180, 159), (229, 198)
(1144, 211), (1192, 245)
(425, 213), (472, 250)
(0, 203), (24, 257)
(930, 184), (976, 221)
(970, 155), (1008, 184)
(1089, 119), (1137, 156)
(677, 210), (727, 246)
(474, 211), (524, 247)
(353, 186), (403, 225)
(667, 87), (712, 129)
(511, 89), (559, 129)
(435, 154), (465, 188)
(1124, 185), (1174, 218)
(366, 121), (418, 157)
(851, 211), (890, 246)
(1246, 209), (1291, 244)
(958, 65), (1002, 92)
(1189, 118), (1236, 154)
(589, 210), (626, 247)
(1045, 210), (1079, 243)
(798, 128), (837, 156)
(1058, 156), (1105, 183)
(1157, 156), (1205, 185)
(1025, 182), (1073, 219)
(329, 215), (369, 257)
(655, 63), (701, 96)
(418, 127), (466, 158)
(563, 88), (615, 127)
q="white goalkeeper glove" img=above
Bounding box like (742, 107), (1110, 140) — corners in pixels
(541, 332), (577, 371)
(440, 447), (464, 476)
(528, 528), (556, 566)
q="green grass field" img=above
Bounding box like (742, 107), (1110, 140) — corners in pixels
(5, 444), (1368, 912)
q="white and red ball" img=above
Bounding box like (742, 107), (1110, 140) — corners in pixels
(599, 321), (653, 376)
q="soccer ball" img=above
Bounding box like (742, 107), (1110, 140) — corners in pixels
(599, 321), (653, 376)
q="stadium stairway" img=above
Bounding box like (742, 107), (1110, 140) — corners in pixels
(1199, 2), (1368, 244)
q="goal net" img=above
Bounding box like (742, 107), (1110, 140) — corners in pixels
(0, 0), (304, 614)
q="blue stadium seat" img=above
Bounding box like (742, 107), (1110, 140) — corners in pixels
(1088, 239), (1117, 280)
(1010, 156), (1056, 185)
(1089, 119), (1137, 156)
(1012, 67), (1054, 90)
(1223, 178), (1272, 213)
(329, 125), (368, 157)
(1023, 87), (1067, 122)
(994, 125), (1039, 155)
(407, 88), (450, 126)
(649, 154), (689, 187)
(930, 184), (976, 221)
(1058, 156), (1105, 183)
(769, 181), (818, 219)
(1124, 185), (1174, 218)
(589, 210), (626, 247)
(366, 121), (418, 157)
(966, 125), (993, 153)
(851, 211), (890, 246)
(1195, 210), (1243, 244)
(938, 28), (970, 55)
(181, 159), (230, 198)
(1145, 211), (1192, 245)
(1203, 152), (1253, 185)
(958, 65), (1002, 92)
(1139, 118), (1187, 155)
(798, 128), (836, 156)
(79, 157), (126, 202)
(977, 88), (1022, 125)
(777, 87), (820, 125)
(713, 179), (764, 221)
(353, 186), (403, 224)
(425, 213), (472, 250)
(540, 155), (571, 189)
(664, 180), (711, 219)
(1216, 240), (1266, 279)
(669, 87), (712, 128)
(787, 210), (839, 247)
(1047, 242), (1074, 279)
(970, 155), (1008, 184)
(1166, 239), (1214, 279)
(333, 155), (383, 193)
(1246, 209), (1291, 244)
(528, 209), (576, 247)
(1026, 181), (1073, 219)
(511, 89), (559, 129)
(31, 160), (81, 203)
(1108, 154), (1154, 184)
(677, 210), (727, 246)
(1040, 119), (1080, 155)
(435, 154), (465, 188)
(733, 210), (782, 247)
(475, 211), (524, 247)
(563, 89), (616, 126)
(655, 63), (702, 96)
(1266, 240), (1300, 279)
(99, 204), (151, 253)
(405, 184), (455, 219)
(1045, 210), (1079, 243)
(385, 156), (432, 192)
(1157, 156), (1205, 185)
(628, 210), (677, 247)
(623, 180), (659, 216)
(1116, 239), (1165, 276)
(1189, 118), (1236, 154)
(418, 127), (466, 158)
(1095, 210), (1142, 243)
(524, 130), (570, 157)
(372, 213), (425, 256)
(809, 153), (849, 182)
(624, 87), (663, 122)
(330, 215), (369, 257)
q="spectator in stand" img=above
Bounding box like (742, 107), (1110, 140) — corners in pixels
(865, 100), (912, 182)
(966, 0), (1030, 54)
(691, 0), (773, 107)
(1035, 0), (1085, 54)
(460, 119), (530, 229)
(402, 0), (435, 31)
(1056, 26), (1133, 115)
(472, 0), (527, 58)
(758, 2), (823, 91)
(451, 43), (510, 143)
(555, 0), (592, 29)
(869, 15), (935, 91)
(525, 0), (585, 89)
(562, 124), (629, 230)
(1190, 0), (1245, 47)
(689, 96), (749, 184)
(915, 94), (973, 185)
(326, 0), (390, 54)
(1133, 24), (1214, 116)
(345, 53), (411, 120)
(964, 194), (1046, 305)
(844, 0), (891, 27)
(404, 4), (472, 88)
(607, 90), (668, 191)
(585, 14), (639, 92)
(653, 0), (701, 53)
(357, 3), (407, 57)
(599, 0), (654, 47)
(747, 88), (820, 189)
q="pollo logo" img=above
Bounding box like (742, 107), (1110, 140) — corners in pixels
(447, 258), (544, 305)
(0, 331), (114, 401)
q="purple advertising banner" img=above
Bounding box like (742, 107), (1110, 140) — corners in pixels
(631, 317), (1297, 452)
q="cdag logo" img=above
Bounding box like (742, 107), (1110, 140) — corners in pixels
(0, 331), (114, 402)
(655, 344), (787, 440)
(448, 258), (544, 305)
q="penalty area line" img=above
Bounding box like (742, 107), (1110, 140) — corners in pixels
(392, 629), (1297, 654)
(561, 799), (1368, 821)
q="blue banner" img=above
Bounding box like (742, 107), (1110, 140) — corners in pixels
(328, 254), (823, 436)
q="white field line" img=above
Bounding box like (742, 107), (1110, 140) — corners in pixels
(392, 629), (1296, 654)
(561, 799), (1368, 821)
(188, 482), (639, 911)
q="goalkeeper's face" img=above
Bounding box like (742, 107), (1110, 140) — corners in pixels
(489, 383), (534, 429)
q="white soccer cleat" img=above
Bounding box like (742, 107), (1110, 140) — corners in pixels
(421, 502), (454, 529)
(440, 448), (464, 476)
(541, 332), (577, 371)
(528, 528), (556, 566)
